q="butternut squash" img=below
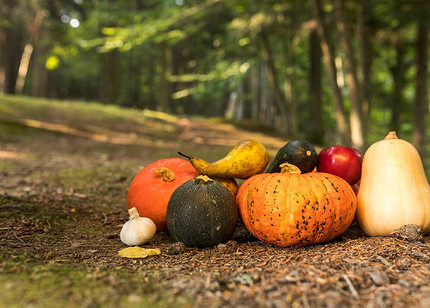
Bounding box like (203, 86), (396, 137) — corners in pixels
(356, 131), (430, 236)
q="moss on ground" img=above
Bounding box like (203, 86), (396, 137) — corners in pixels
(0, 262), (193, 308)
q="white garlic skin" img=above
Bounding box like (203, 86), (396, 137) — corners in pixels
(120, 207), (156, 246)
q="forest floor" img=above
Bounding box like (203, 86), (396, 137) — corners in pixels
(1, 95), (430, 308)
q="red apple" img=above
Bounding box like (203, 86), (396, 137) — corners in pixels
(317, 145), (362, 185)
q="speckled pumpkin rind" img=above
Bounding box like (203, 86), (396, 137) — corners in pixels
(236, 172), (357, 247)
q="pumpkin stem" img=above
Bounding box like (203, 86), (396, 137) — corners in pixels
(385, 131), (398, 140)
(279, 163), (302, 174)
(177, 152), (192, 160)
(195, 175), (213, 183)
(155, 167), (176, 182)
(128, 207), (140, 220)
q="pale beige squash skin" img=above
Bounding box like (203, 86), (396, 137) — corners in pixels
(356, 131), (430, 236)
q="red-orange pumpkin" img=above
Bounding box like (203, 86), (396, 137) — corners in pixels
(127, 158), (198, 231)
(236, 163), (357, 247)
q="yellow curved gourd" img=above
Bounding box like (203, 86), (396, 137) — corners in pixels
(356, 131), (430, 236)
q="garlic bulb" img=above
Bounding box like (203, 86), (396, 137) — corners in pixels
(120, 207), (156, 246)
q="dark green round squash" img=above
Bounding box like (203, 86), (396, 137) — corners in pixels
(266, 140), (317, 174)
(166, 175), (238, 247)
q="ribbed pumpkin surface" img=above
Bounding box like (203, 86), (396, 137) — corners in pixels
(236, 171), (357, 247)
(127, 158), (198, 231)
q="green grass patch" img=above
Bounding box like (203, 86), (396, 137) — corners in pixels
(0, 160), (26, 173)
(50, 164), (134, 193)
(53, 167), (117, 188)
(0, 94), (180, 135)
(0, 119), (66, 146)
(0, 95), (141, 124)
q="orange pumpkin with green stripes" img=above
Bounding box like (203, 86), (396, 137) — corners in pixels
(236, 163), (357, 247)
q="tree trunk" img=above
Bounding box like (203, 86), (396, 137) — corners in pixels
(15, 9), (47, 94)
(123, 46), (142, 107)
(391, 37), (406, 133)
(250, 65), (260, 123)
(1, 0), (25, 94)
(158, 43), (172, 113)
(258, 63), (274, 127)
(0, 0), (11, 93)
(31, 45), (49, 97)
(357, 0), (372, 148)
(225, 82), (244, 120)
(260, 30), (288, 134)
(99, 49), (119, 104)
(284, 73), (298, 137)
(310, 0), (351, 145)
(0, 0), (17, 93)
(413, 22), (428, 168)
(280, 12), (299, 138)
(309, 28), (324, 144)
(334, 0), (363, 149)
(147, 52), (157, 110)
(97, 0), (119, 105)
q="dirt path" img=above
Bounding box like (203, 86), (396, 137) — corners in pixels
(1, 108), (430, 307)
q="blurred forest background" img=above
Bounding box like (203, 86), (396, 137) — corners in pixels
(0, 0), (429, 168)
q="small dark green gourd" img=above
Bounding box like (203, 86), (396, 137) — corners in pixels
(266, 140), (317, 174)
(166, 175), (238, 247)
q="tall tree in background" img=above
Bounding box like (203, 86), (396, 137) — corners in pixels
(308, 28), (323, 144)
(334, 0), (364, 149)
(413, 22), (428, 167)
(260, 29), (289, 133)
(159, 43), (172, 113)
(0, 0), (12, 92)
(0, 0), (24, 94)
(15, 5), (47, 94)
(357, 0), (372, 148)
(310, 0), (351, 145)
(390, 32), (406, 133)
(99, 49), (119, 104)
(97, 0), (119, 105)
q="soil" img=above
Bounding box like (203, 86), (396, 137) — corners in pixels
(1, 107), (430, 307)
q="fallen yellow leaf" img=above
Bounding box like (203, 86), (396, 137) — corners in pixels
(118, 246), (161, 258)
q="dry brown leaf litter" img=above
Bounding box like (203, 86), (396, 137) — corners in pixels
(1, 117), (430, 307)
